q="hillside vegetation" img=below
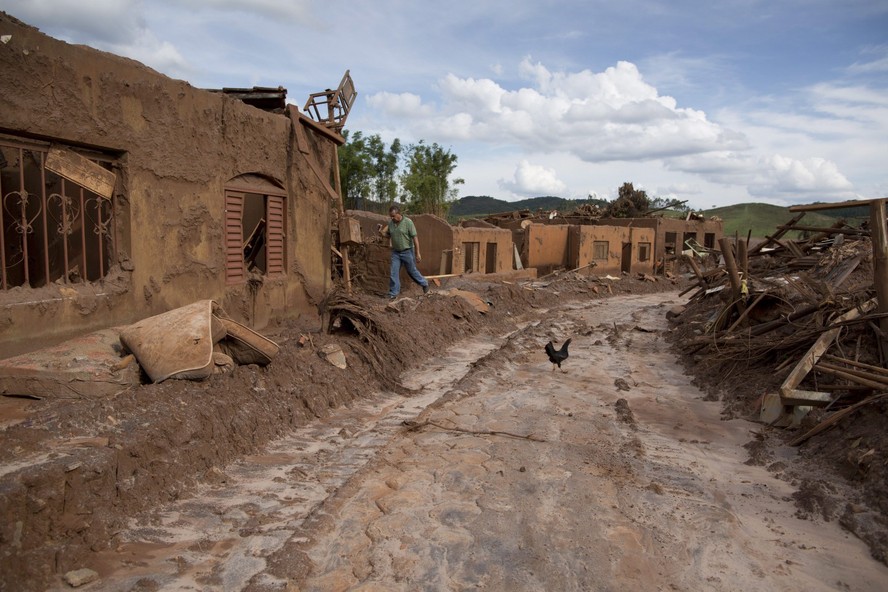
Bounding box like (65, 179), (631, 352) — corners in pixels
(703, 203), (864, 239)
(450, 196), (867, 239)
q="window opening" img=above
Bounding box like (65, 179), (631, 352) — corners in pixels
(463, 242), (480, 273)
(664, 231), (677, 255)
(0, 139), (116, 290)
(593, 240), (608, 260)
(224, 183), (285, 284)
(704, 232), (715, 249)
(638, 242), (651, 262)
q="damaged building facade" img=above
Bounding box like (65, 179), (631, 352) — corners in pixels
(599, 216), (723, 273)
(0, 13), (340, 357)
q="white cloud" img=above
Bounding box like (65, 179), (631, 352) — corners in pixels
(179, 0), (315, 23)
(366, 92), (435, 119)
(751, 155), (853, 197)
(498, 160), (567, 196)
(848, 46), (888, 74)
(4, 0), (145, 44)
(656, 183), (702, 196)
(393, 59), (749, 163)
(664, 152), (853, 199)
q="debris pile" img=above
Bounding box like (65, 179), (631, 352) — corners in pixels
(669, 212), (881, 427)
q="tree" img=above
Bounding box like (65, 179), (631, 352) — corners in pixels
(648, 196), (691, 215)
(338, 130), (373, 210)
(606, 182), (650, 218)
(338, 131), (404, 210)
(367, 135), (402, 205)
(400, 141), (463, 218)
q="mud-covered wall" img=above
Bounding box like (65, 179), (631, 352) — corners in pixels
(452, 226), (512, 274)
(628, 227), (656, 275)
(0, 13), (333, 356)
(525, 224), (570, 275)
(345, 210), (391, 295)
(569, 225), (623, 274)
(597, 217), (723, 272)
(412, 214), (454, 277)
(568, 225), (656, 275)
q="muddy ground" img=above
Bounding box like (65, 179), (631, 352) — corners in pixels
(1, 272), (887, 590)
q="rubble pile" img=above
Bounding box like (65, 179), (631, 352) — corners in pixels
(668, 214), (881, 421)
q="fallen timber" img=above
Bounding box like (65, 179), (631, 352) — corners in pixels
(672, 198), (888, 438)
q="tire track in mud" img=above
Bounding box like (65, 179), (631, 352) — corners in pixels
(78, 324), (536, 591)
(289, 293), (888, 592)
(73, 293), (888, 591)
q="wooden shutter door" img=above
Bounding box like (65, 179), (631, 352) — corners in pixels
(265, 194), (285, 276)
(224, 191), (245, 284)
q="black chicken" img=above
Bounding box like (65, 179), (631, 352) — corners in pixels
(545, 338), (571, 372)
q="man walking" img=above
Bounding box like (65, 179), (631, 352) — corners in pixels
(379, 205), (430, 299)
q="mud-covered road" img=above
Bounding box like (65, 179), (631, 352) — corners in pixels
(76, 292), (888, 591)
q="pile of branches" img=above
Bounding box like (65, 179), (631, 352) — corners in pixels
(319, 287), (409, 387)
(672, 213), (883, 410)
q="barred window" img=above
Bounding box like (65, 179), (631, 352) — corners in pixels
(0, 137), (117, 290)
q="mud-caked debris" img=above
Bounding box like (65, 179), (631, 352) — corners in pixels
(319, 344), (347, 369)
(64, 568), (99, 588)
(614, 398), (637, 428)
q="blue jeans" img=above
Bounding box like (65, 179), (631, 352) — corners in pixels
(389, 248), (428, 297)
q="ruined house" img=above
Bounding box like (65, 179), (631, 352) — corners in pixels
(345, 211), (514, 294)
(568, 224), (655, 276)
(598, 216), (723, 273)
(522, 223), (655, 276)
(413, 215), (512, 276)
(0, 13), (341, 358)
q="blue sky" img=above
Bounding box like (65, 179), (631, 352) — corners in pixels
(3, 0), (887, 208)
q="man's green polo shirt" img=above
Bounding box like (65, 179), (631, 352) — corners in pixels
(388, 217), (417, 252)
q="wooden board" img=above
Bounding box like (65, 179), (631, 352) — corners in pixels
(45, 146), (115, 199)
(778, 298), (876, 399)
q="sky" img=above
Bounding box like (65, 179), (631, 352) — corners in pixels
(2, 0), (887, 209)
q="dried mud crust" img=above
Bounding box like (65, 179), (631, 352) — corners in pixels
(0, 272), (678, 590)
(666, 288), (888, 566)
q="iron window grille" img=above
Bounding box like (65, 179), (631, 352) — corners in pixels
(0, 138), (116, 290)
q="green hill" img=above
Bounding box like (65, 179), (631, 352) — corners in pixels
(449, 197), (864, 239)
(450, 195), (595, 219)
(702, 203), (851, 239)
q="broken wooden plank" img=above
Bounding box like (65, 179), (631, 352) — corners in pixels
(780, 389), (833, 407)
(778, 298), (877, 399)
(726, 290), (768, 333)
(748, 212), (805, 256)
(789, 199), (874, 212)
(871, 199), (888, 355)
(678, 280), (704, 297)
(784, 239), (806, 259)
(718, 237), (745, 318)
(815, 361), (888, 389)
(825, 255), (863, 290)
(685, 255), (705, 283)
(45, 146), (116, 199)
(776, 225), (868, 236)
(822, 354), (888, 377)
(789, 394), (888, 446)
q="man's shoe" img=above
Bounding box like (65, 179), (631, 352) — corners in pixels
(423, 284), (430, 294)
